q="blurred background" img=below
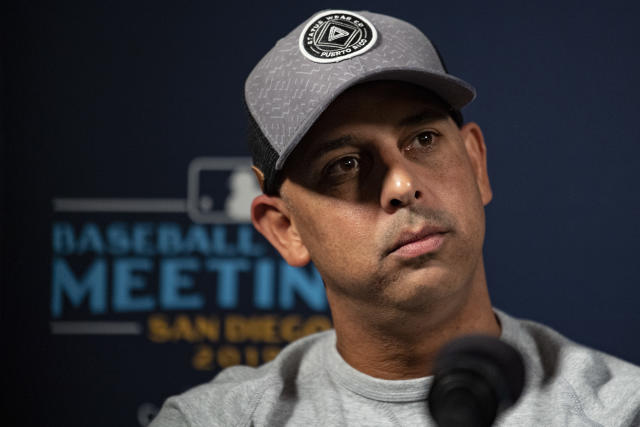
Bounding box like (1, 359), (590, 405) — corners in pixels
(2, 1), (639, 425)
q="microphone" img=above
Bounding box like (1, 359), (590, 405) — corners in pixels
(427, 335), (525, 427)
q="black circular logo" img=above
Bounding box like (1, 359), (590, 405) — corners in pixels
(299, 10), (378, 63)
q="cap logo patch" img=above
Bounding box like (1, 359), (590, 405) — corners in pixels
(299, 10), (377, 63)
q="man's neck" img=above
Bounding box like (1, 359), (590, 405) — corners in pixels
(327, 268), (500, 380)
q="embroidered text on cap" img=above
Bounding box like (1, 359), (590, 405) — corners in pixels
(298, 10), (378, 64)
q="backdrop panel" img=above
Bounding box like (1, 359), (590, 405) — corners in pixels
(2, 1), (639, 426)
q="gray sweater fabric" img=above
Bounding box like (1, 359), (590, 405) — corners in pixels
(151, 309), (640, 426)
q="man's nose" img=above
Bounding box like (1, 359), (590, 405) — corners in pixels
(380, 160), (423, 212)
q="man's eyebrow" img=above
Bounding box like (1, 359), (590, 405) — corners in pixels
(305, 135), (355, 162)
(398, 108), (448, 128)
(303, 108), (448, 162)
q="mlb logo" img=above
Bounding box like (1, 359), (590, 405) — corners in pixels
(187, 157), (262, 224)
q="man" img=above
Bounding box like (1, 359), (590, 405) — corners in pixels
(152, 10), (640, 426)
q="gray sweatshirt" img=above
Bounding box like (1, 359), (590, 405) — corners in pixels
(151, 309), (640, 426)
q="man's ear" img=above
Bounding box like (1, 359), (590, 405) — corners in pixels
(251, 194), (311, 267)
(460, 122), (492, 206)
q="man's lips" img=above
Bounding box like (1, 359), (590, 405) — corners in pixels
(388, 226), (448, 257)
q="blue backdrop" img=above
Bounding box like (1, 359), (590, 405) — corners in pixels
(3, 1), (639, 426)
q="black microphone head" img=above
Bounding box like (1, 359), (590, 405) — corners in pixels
(428, 335), (525, 427)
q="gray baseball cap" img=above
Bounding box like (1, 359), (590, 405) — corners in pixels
(245, 9), (476, 193)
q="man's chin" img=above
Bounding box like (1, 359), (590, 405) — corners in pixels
(381, 268), (463, 311)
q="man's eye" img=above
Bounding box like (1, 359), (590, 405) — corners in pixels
(325, 156), (360, 178)
(407, 131), (439, 152)
(417, 132), (434, 145)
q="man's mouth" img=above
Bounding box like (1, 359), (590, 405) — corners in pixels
(388, 226), (448, 257)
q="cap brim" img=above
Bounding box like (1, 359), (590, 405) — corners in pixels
(358, 68), (476, 110)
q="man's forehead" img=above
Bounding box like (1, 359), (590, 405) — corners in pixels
(290, 81), (452, 157)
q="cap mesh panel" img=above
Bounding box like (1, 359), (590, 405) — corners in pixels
(246, 105), (281, 195)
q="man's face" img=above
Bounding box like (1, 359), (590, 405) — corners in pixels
(277, 81), (492, 313)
